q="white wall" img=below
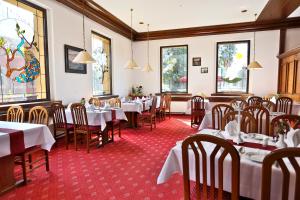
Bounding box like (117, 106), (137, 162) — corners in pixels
(285, 28), (300, 51)
(32, 0), (133, 104)
(133, 31), (280, 97)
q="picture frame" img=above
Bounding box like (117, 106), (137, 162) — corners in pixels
(201, 67), (208, 73)
(192, 57), (201, 66)
(64, 44), (87, 74)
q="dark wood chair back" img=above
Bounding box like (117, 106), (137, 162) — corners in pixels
(159, 94), (165, 109)
(28, 106), (49, 125)
(230, 99), (248, 110)
(70, 103), (89, 131)
(222, 111), (257, 133)
(276, 97), (293, 114)
(262, 100), (276, 112)
(248, 96), (263, 106)
(261, 148), (300, 200)
(244, 105), (270, 135)
(150, 96), (157, 115)
(212, 104), (234, 130)
(52, 102), (67, 130)
(191, 96), (205, 127)
(270, 114), (300, 136)
(182, 134), (240, 200)
(6, 105), (24, 123)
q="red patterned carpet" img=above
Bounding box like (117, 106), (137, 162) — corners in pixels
(1, 115), (197, 200)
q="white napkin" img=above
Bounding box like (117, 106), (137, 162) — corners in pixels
(286, 128), (300, 147)
(121, 97), (126, 103)
(67, 103), (73, 109)
(135, 97), (142, 103)
(225, 120), (238, 136)
(270, 96), (276, 103)
(142, 96), (145, 100)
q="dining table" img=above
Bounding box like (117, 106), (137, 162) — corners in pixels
(157, 129), (297, 200)
(0, 121), (55, 194)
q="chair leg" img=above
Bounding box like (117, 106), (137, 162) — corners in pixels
(118, 123), (121, 137)
(65, 130), (69, 150)
(45, 150), (49, 171)
(28, 154), (33, 170)
(21, 155), (27, 184)
(87, 133), (90, 153)
(150, 118), (152, 131)
(154, 116), (156, 128)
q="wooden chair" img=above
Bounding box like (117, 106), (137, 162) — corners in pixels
(262, 99), (276, 112)
(156, 95), (166, 122)
(89, 97), (103, 107)
(71, 103), (103, 153)
(243, 105), (270, 135)
(182, 134), (240, 200)
(28, 106), (49, 125)
(51, 102), (74, 149)
(247, 96), (263, 107)
(6, 105), (24, 123)
(222, 111), (257, 133)
(229, 99), (248, 110)
(261, 148), (300, 200)
(191, 96), (205, 128)
(211, 104), (234, 130)
(139, 96), (157, 131)
(270, 114), (300, 136)
(15, 106), (49, 185)
(164, 94), (172, 119)
(276, 96), (293, 114)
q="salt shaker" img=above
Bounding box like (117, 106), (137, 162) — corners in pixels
(262, 137), (269, 147)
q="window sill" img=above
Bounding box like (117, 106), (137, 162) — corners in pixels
(92, 95), (119, 100)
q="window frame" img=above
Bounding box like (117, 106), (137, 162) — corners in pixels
(91, 31), (113, 96)
(215, 40), (250, 94)
(0, 0), (50, 105)
(160, 44), (189, 94)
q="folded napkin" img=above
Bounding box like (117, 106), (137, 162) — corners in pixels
(225, 120), (238, 136)
(286, 128), (300, 147)
(67, 103), (72, 109)
(142, 96), (145, 100)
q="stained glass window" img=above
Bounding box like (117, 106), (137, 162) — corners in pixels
(92, 31), (112, 96)
(161, 45), (188, 93)
(216, 41), (250, 93)
(0, 0), (49, 103)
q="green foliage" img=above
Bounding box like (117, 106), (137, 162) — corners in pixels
(223, 77), (242, 83)
(0, 37), (5, 47)
(218, 44), (236, 69)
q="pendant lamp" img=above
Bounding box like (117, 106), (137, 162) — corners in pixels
(247, 14), (262, 70)
(125, 9), (139, 69)
(143, 24), (153, 72)
(73, 0), (95, 64)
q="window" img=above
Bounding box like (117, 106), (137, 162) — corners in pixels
(91, 31), (112, 96)
(160, 45), (188, 93)
(0, 0), (49, 103)
(216, 41), (250, 93)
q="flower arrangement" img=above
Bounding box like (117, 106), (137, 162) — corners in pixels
(130, 85), (144, 97)
(275, 119), (290, 135)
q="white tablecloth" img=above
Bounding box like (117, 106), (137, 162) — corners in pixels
(65, 108), (127, 131)
(0, 121), (55, 157)
(157, 129), (297, 200)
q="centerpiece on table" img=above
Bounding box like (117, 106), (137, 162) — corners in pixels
(274, 119), (289, 148)
(129, 85), (144, 99)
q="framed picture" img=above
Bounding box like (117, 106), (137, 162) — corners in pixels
(216, 40), (250, 93)
(64, 44), (87, 74)
(201, 67), (208, 73)
(192, 57), (201, 66)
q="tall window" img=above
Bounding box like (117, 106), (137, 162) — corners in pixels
(0, 0), (49, 103)
(216, 41), (250, 93)
(160, 45), (188, 93)
(91, 31), (112, 96)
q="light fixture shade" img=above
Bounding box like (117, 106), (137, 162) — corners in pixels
(143, 64), (153, 72)
(247, 61), (263, 70)
(73, 50), (96, 64)
(125, 59), (139, 69)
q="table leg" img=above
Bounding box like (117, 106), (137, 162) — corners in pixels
(0, 155), (15, 194)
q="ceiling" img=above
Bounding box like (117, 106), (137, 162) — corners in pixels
(94, 0), (269, 32)
(289, 6), (300, 18)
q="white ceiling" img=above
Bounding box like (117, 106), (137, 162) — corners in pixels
(95, 0), (269, 32)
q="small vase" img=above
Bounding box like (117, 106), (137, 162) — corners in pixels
(275, 134), (287, 149)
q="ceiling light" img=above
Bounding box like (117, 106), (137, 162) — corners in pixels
(248, 14), (262, 70)
(143, 24), (153, 72)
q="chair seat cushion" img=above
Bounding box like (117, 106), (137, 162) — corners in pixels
(88, 126), (101, 132)
(66, 124), (74, 131)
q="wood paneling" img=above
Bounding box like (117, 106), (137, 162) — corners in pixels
(257, 0), (300, 21)
(135, 17), (300, 41)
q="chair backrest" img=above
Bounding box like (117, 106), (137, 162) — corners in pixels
(276, 97), (293, 114)
(164, 94), (172, 111)
(261, 148), (300, 200)
(6, 105), (24, 123)
(108, 98), (121, 107)
(28, 106), (49, 125)
(70, 103), (89, 131)
(51, 102), (67, 130)
(248, 96), (263, 106)
(222, 111), (257, 133)
(191, 96), (205, 111)
(115, 98), (121, 108)
(212, 104), (234, 130)
(262, 99), (275, 112)
(150, 96), (157, 115)
(244, 105), (270, 135)
(159, 94), (165, 109)
(230, 99), (248, 110)
(182, 134), (240, 200)
(270, 114), (300, 136)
